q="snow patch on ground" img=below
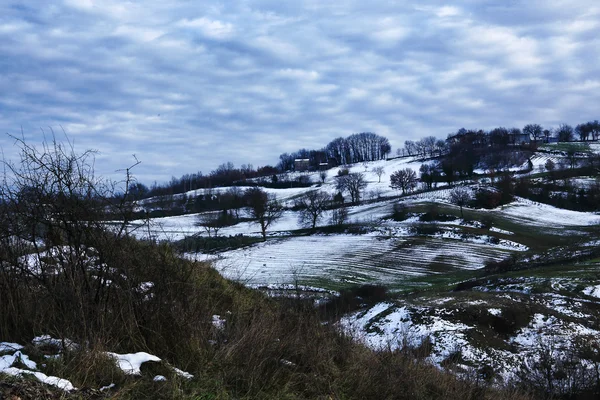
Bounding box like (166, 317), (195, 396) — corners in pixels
(2, 334), (195, 392)
(583, 285), (600, 298)
(432, 230), (528, 251)
(173, 367), (194, 379)
(1, 368), (76, 391)
(340, 299), (600, 384)
(340, 303), (472, 364)
(106, 351), (161, 375)
(212, 315), (226, 330)
(32, 335), (79, 351)
(0, 342), (23, 353)
(1, 349), (75, 391)
(489, 227), (514, 235)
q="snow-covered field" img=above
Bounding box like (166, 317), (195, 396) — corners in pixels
(131, 193), (600, 244)
(128, 169), (600, 289)
(194, 234), (512, 286)
(497, 197), (600, 227)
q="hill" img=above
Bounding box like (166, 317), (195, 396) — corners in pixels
(3, 137), (600, 398)
(125, 143), (600, 398)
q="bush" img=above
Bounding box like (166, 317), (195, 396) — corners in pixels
(337, 168), (350, 177)
(320, 284), (390, 318)
(471, 189), (503, 209)
(480, 216), (495, 229)
(419, 204), (455, 222)
(175, 234), (262, 253)
(410, 223), (442, 236)
(483, 255), (520, 273)
(392, 203), (410, 221)
(330, 207), (349, 225)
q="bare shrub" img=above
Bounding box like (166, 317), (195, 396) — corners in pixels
(297, 190), (330, 230)
(336, 172), (367, 203)
(449, 186), (473, 217)
(330, 207), (349, 226)
(244, 187), (283, 240)
(196, 210), (233, 237)
(390, 168), (418, 194)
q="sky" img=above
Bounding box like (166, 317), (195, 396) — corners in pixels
(1, 1), (599, 184)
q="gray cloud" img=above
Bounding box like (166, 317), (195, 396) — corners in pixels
(0, 0), (599, 183)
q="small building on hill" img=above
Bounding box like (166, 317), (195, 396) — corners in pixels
(294, 159), (310, 172)
(510, 132), (531, 145)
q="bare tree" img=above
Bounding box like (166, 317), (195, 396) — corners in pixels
(0, 133), (143, 342)
(297, 190), (330, 230)
(404, 140), (417, 156)
(336, 172), (367, 203)
(435, 139), (447, 156)
(371, 166), (385, 183)
(576, 124), (590, 141)
(319, 170), (327, 183)
(565, 145), (579, 169)
(221, 186), (244, 219)
(421, 136), (437, 157)
(244, 187), (283, 240)
(330, 207), (348, 225)
(591, 120), (600, 141)
(556, 124), (574, 143)
(524, 123), (543, 143)
(419, 163), (438, 190)
(449, 186), (473, 218)
(196, 211), (231, 238)
(390, 168), (417, 194)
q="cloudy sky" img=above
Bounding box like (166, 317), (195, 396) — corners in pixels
(1, 1), (599, 183)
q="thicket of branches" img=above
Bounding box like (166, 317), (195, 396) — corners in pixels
(0, 135), (207, 352)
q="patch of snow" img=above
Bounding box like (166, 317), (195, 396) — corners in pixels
(583, 285), (600, 298)
(173, 367), (194, 379)
(340, 303), (473, 364)
(488, 308), (502, 316)
(489, 227), (514, 235)
(464, 300), (486, 306)
(153, 375), (167, 382)
(547, 300), (589, 319)
(138, 282), (154, 292)
(432, 230), (528, 251)
(106, 351), (161, 375)
(0, 353), (17, 370)
(1, 367), (75, 391)
(32, 335), (79, 351)
(100, 383), (116, 391)
(14, 351), (37, 369)
(0, 342), (23, 353)
(212, 315), (226, 330)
